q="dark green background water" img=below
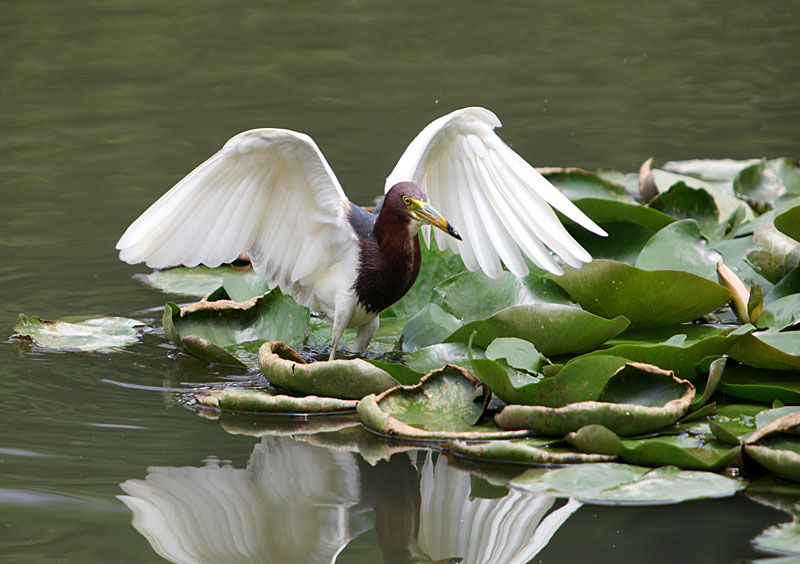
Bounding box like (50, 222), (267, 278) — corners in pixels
(2, 1), (798, 562)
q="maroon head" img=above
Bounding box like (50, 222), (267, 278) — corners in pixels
(382, 182), (461, 240)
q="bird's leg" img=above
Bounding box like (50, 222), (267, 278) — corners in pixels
(329, 294), (357, 361)
(353, 316), (380, 355)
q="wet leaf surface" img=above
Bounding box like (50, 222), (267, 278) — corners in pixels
(510, 462), (746, 504)
(13, 314), (145, 352)
(195, 388), (358, 414)
(138, 264), (270, 301)
(450, 438), (615, 465)
(635, 220), (723, 281)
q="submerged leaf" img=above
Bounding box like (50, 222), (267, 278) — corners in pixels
(511, 463), (745, 504)
(13, 314), (144, 352)
(548, 259), (731, 328)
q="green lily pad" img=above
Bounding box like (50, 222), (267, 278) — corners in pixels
(635, 220), (723, 281)
(566, 221), (657, 265)
(13, 314), (144, 352)
(510, 462), (746, 504)
(565, 424), (740, 470)
(436, 270), (571, 324)
(195, 388), (358, 414)
(495, 363), (695, 436)
(138, 264), (270, 301)
(753, 512), (800, 557)
(690, 356), (726, 411)
(719, 367), (800, 404)
(769, 267), (800, 303)
(444, 303), (630, 356)
(709, 403), (766, 444)
(651, 169), (753, 224)
(356, 364), (530, 441)
(746, 441), (800, 482)
(734, 158), (800, 205)
(748, 224), (800, 285)
(542, 167), (632, 201)
(400, 303), (461, 351)
(728, 331), (800, 371)
(648, 182), (720, 236)
(712, 236), (774, 295)
(470, 352), (628, 407)
(775, 203), (800, 244)
(548, 259), (731, 328)
(162, 289), (309, 367)
(757, 294), (800, 330)
(663, 158), (761, 182)
(570, 198), (676, 231)
(450, 439), (616, 465)
(258, 341), (399, 400)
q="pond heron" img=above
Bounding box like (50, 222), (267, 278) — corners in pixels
(117, 107), (606, 359)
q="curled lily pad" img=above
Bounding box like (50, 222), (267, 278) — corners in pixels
(510, 462), (746, 505)
(195, 388), (357, 414)
(495, 363), (695, 436)
(744, 412), (800, 481)
(565, 424), (740, 471)
(450, 439), (615, 465)
(728, 331), (800, 371)
(258, 342), (398, 400)
(719, 367), (800, 404)
(356, 364), (530, 441)
(13, 314), (144, 352)
(635, 220), (722, 282)
(162, 289), (309, 367)
(445, 303), (630, 356)
(548, 259), (731, 328)
(470, 351), (628, 407)
(733, 158), (800, 206)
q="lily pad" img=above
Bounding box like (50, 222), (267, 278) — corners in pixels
(258, 341), (399, 400)
(13, 314), (144, 352)
(719, 367), (800, 404)
(648, 182), (720, 236)
(548, 259), (731, 328)
(734, 158), (800, 205)
(138, 264), (270, 301)
(651, 169), (753, 224)
(195, 388), (358, 414)
(775, 203), (800, 244)
(747, 224), (800, 284)
(510, 462), (746, 505)
(566, 221), (657, 265)
(162, 289), (309, 367)
(542, 167), (632, 201)
(470, 352), (628, 407)
(356, 364), (530, 441)
(570, 198), (676, 231)
(728, 331), (800, 371)
(450, 439), (615, 465)
(565, 424), (740, 470)
(742, 413), (800, 480)
(635, 220), (723, 281)
(444, 303), (630, 356)
(400, 303), (461, 351)
(709, 403), (766, 444)
(753, 512), (800, 557)
(495, 363), (695, 436)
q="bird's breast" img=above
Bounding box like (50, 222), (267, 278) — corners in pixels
(353, 234), (421, 314)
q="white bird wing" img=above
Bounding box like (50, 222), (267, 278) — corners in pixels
(385, 107), (607, 277)
(116, 128), (356, 311)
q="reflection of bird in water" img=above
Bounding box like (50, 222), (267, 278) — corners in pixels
(116, 107), (606, 359)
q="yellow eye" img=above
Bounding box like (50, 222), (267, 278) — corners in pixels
(403, 196), (412, 206)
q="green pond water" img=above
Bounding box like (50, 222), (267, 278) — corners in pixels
(2, 1), (799, 562)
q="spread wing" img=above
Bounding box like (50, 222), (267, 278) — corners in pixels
(116, 129), (356, 310)
(385, 107), (607, 277)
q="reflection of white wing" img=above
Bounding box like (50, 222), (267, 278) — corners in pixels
(386, 107), (607, 277)
(418, 453), (580, 564)
(118, 436), (368, 564)
(116, 129), (357, 313)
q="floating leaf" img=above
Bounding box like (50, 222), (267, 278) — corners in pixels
(470, 353), (628, 407)
(651, 169), (753, 224)
(450, 439), (615, 465)
(636, 220), (722, 281)
(445, 303), (629, 356)
(734, 158), (800, 205)
(138, 264), (270, 301)
(690, 356), (726, 411)
(753, 512), (800, 557)
(746, 440), (800, 482)
(719, 367), (800, 404)
(485, 337), (544, 372)
(775, 203), (800, 243)
(748, 224), (800, 284)
(436, 270), (571, 324)
(663, 158), (761, 182)
(566, 221), (657, 265)
(356, 365), (529, 441)
(542, 168), (632, 201)
(258, 341), (399, 400)
(195, 388), (358, 414)
(570, 198), (676, 231)
(712, 236), (774, 295)
(511, 463), (746, 504)
(162, 289), (309, 367)
(400, 303), (461, 351)
(548, 259), (731, 328)
(648, 182), (720, 235)
(709, 403), (766, 444)
(586, 326), (748, 380)
(728, 331), (800, 371)
(495, 363), (695, 436)
(565, 424), (740, 470)
(13, 314), (144, 352)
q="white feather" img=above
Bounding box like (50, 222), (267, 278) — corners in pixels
(385, 106), (607, 276)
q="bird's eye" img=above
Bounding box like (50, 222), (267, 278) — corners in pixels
(402, 196), (412, 206)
